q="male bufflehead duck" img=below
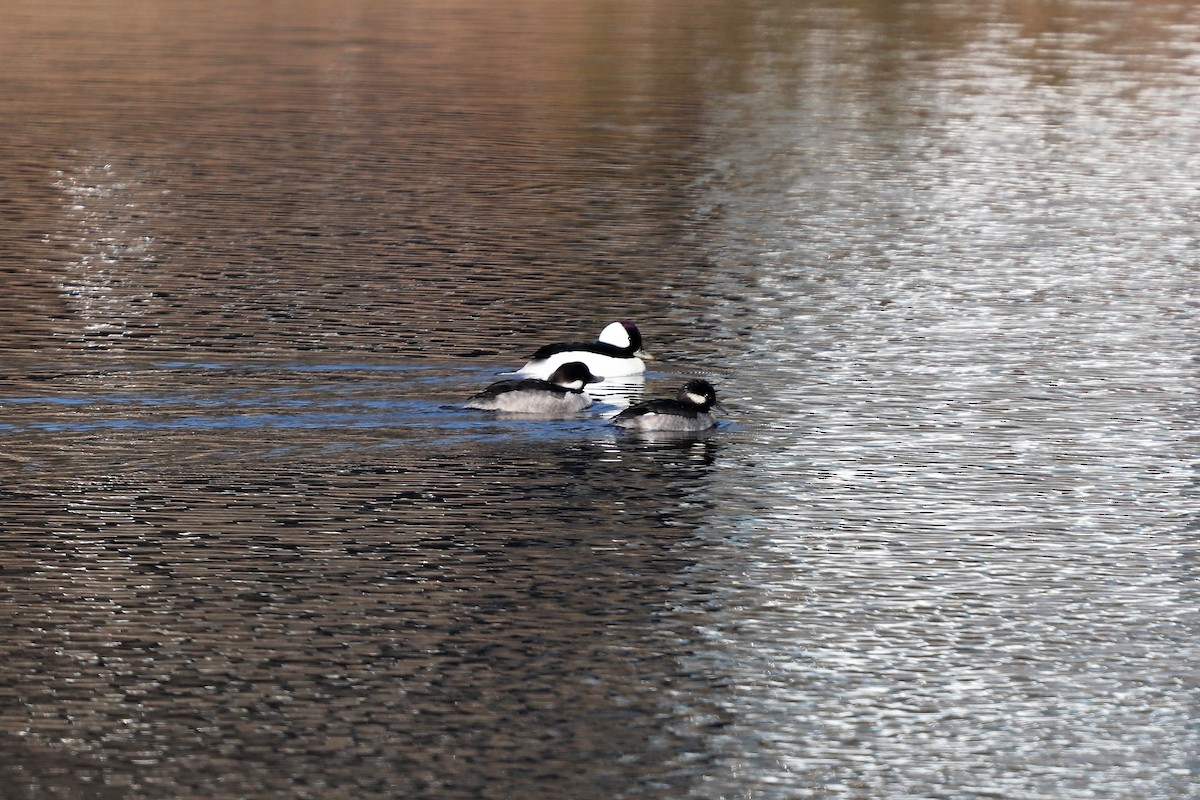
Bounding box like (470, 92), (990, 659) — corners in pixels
(516, 321), (652, 379)
(611, 379), (723, 432)
(466, 362), (602, 414)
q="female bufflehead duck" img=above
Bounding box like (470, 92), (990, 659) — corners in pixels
(516, 321), (652, 379)
(611, 379), (723, 432)
(467, 361), (602, 414)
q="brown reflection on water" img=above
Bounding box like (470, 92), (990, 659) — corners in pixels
(1, 0), (732, 365)
(2, 0), (1192, 365)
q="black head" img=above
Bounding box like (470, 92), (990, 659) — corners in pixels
(596, 320), (651, 359)
(677, 379), (719, 410)
(548, 361), (604, 390)
(618, 321), (643, 352)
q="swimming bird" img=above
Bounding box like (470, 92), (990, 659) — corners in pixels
(466, 361), (602, 414)
(610, 379), (723, 432)
(516, 321), (652, 379)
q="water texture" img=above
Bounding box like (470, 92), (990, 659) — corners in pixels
(1, 1), (1198, 798)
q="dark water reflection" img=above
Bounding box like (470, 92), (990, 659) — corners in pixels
(3, 1), (1200, 798)
(5, 436), (725, 799)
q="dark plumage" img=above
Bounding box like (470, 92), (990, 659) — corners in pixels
(611, 379), (723, 432)
(466, 362), (602, 413)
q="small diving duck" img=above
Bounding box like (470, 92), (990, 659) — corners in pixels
(466, 361), (602, 414)
(516, 321), (652, 379)
(610, 379), (723, 432)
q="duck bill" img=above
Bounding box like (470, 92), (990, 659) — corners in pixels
(637, 349), (654, 361)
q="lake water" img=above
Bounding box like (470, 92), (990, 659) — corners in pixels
(2, 1), (1199, 798)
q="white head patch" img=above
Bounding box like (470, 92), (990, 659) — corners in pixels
(684, 389), (709, 406)
(597, 321), (632, 349)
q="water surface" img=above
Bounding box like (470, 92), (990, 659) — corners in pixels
(2, 1), (1199, 798)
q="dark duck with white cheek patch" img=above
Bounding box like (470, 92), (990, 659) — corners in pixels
(516, 321), (652, 379)
(611, 379), (724, 432)
(467, 362), (603, 414)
